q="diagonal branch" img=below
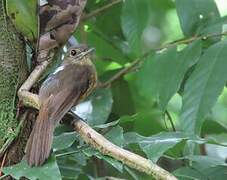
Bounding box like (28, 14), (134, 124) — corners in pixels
(73, 120), (177, 179)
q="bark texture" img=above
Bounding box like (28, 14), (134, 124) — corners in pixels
(0, 0), (32, 164)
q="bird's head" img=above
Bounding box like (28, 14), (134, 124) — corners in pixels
(64, 45), (95, 65)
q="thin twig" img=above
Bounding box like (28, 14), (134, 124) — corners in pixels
(158, 31), (227, 51)
(98, 49), (153, 88)
(98, 59), (141, 88)
(99, 31), (227, 87)
(82, 0), (123, 21)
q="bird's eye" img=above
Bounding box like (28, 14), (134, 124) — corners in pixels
(70, 49), (77, 57)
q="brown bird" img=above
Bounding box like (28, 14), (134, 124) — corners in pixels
(25, 45), (97, 166)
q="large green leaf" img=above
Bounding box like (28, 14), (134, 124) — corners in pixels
(119, 111), (165, 135)
(53, 132), (78, 152)
(175, 0), (221, 37)
(180, 39), (227, 135)
(3, 155), (61, 180)
(57, 152), (86, 180)
(137, 41), (201, 110)
(173, 166), (207, 180)
(174, 165), (227, 180)
(185, 155), (227, 179)
(124, 132), (187, 162)
(6, 0), (37, 45)
(121, 0), (152, 56)
(105, 126), (124, 147)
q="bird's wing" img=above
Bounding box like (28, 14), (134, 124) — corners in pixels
(40, 65), (92, 124)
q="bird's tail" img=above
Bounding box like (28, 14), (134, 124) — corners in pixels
(25, 98), (54, 166)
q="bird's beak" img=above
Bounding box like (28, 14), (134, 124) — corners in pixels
(84, 48), (95, 56)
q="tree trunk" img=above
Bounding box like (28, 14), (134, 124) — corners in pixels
(0, 0), (35, 165)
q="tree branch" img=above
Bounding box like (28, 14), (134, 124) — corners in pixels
(82, 0), (123, 21)
(17, 62), (177, 180)
(73, 120), (177, 179)
(158, 31), (227, 51)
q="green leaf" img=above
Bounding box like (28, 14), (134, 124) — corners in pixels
(176, 0), (221, 37)
(73, 88), (113, 126)
(82, 126), (124, 172)
(105, 126), (124, 147)
(174, 167), (207, 180)
(137, 41), (202, 110)
(111, 78), (136, 117)
(75, 24), (130, 66)
(83, 148), (123, 172)
(3, 155), (61, 180)
(95, 153), (123, 173)
(57, 153), (86, 179)
(121, 0), (152, 56)
(124, 132), (187, 162)
(184, 156), (227, 180)
(202, 119), (227, 134)
(200, 15), (227, 36)
(205, 133), (227, 146)
(187, 155), (226, 168)
(119, 111), (165, 136)
(53, 132), (78, 152)
(180, 39), (227, 135)
(6, 0), (37, 44)
(173, 154), (227, 179)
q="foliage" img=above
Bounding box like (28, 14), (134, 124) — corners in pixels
(3, 0), (227, 179)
